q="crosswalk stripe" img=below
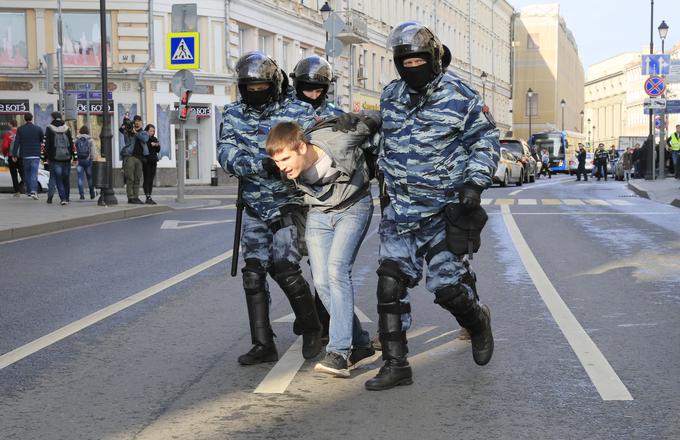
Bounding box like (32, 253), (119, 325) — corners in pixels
(585, 199), (609, 206)
(481, 198), (493, 205)
(517, 199), (537, 205)
(562, 199), (585, 205)
(495, 198), (515, 205)
(541, 199), (561, 205)
(609, 199), (632, 206)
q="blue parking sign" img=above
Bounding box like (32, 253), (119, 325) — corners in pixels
(166, 32), (199, 70)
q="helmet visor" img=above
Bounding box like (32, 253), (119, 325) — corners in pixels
(387, 21), (432, 52)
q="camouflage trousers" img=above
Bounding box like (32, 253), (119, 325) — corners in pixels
(241, 209), (303, 269)
(379, 204), (478, 330)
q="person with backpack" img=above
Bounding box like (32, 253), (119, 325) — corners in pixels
(12, 112), (44, 200)
(75, 126), (96, 200)
(2, 119), (23, 196)
(119, 114), (149, 204)
(142, 124), (160, 205)
(44, 111), (75, 205)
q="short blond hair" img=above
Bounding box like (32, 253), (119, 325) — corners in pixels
(266, 121), (307, 156)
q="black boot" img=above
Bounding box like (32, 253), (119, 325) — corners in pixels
(238, 263), (278, 365)
(273, 262), (322, 359)
(435, 283), (494, 366)
(365, 261), (413, 391)
(293, 290), (330, 345)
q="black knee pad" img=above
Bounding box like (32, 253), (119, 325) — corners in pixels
(434, 283), (474, 315)
(242, 259), (267, 293)
(376, 260), (408, 303)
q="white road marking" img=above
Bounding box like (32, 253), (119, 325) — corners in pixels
(253, 337), (305, 394)
(506, 175), (571, 195)
(562, 199), (585, 205)
(500, 204), (633, 401)
(541, 198), (561, 205)
(609, 199), (632, 206)
(517, 199), (537, 205)
(617, 323), (658, 328)
(272, 306), (372, 324)
(585, 199), (609, 206)
(481, 198), (493, 205)
(508, 189), (522, 196)
(0, 250), (234, 370)
(425, 329), (459, 343)
(160, 219), (235, 229)
(496, 212), (673, 216)
(495, 198), (515, 205)
(198, 205), (236, 210)
(406, 325), (438, 339)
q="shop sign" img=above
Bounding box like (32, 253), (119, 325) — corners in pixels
(173, 103), (211, 119)
(352, 94), (380, 112)
(0, 99), (29, 114)
(77, 101), (115, 114)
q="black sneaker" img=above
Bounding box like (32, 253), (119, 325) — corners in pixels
(79, 194), (85, 200)
(349, 346), (376, 368)
(314, 352), (350, 378)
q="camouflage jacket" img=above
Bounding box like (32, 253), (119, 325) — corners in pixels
(315, 101), (344, 120)
(379, 72), (499, 231)
(217, 93), (316, 222)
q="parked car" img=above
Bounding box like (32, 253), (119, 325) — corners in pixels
(500, 138), (538, 183)
(568, 152), (595, 174)
(0, 155), (50, 193)
(493, 146), (524, 187)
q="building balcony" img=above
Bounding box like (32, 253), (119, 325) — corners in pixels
(336, 10), (369, 44)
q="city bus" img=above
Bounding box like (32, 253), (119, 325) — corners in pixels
(529, 131), (575, 174)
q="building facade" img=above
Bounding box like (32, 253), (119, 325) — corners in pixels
(511, 3), (585, 143)
(0, 0), (514, 185)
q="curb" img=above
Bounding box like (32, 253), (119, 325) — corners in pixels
(0, 205), (172, 243)
(672, 199), (680, 208)
(627, 182), (649, 199)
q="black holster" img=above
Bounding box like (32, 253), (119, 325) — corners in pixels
(268, 205), (309, 256)
(443, 204), (488, 259)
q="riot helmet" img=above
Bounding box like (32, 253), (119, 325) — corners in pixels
(236, 51), (284, 107)
(290, 56), (333, 108)
(387, 21), (448, 91)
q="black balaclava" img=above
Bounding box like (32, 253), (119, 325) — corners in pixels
(239, 83), (275, 108)
(395, 53), (437, 92)
(296, 81), (329, 109)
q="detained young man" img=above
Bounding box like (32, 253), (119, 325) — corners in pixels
(266, 112), (380, 377)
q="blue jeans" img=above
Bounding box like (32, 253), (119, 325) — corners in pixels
(77, 159), (95, 197)
(306, 194), (373, 357)
(47, 163), (56, 199)
(672, 151), (679, 168)
(22, 158), (40, 194)
(51, 161), (71, 202)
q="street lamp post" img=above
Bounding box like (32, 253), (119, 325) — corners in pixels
(527, 88), (533, 144)
(320, 1), (332, 61)
(587, 117), (591, 149)
(580, 110), (584, 134)
(560, 99), (566, 133)
(658, 19), (669, 178)
(646, 0), (655, 179)
(481, 71), (487, 101)
(97, 0), (117, 206)
(593, 125), (596, 147)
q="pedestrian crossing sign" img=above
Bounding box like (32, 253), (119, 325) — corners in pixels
(166, 32), (199, 70)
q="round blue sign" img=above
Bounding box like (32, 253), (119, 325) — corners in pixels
(645, 76), (666, 97)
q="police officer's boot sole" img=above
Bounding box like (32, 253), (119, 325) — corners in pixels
(238, 344), (278, 366)
(302, 331), (323, 359)
(471, 304), (494, 366)
(364, 360), (413, 391)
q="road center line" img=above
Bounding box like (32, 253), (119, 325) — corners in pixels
(0, 250), (233, 370)
(500, 204), (632, 401)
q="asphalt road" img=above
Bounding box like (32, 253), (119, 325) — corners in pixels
(1, 176), (678, 440)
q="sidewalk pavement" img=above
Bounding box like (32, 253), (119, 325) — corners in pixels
(0, 185), (238, 243)
(628, 177), (680, 208)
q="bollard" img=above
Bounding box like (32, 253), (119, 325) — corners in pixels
(92, 161), (108, 189)
(211, 164), (218, 186)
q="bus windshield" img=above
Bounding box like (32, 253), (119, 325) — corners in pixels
(532, 134), (564, 161)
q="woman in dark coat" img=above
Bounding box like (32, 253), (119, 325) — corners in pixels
(143, 124), (160, 204)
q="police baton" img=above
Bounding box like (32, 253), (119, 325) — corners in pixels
(230, 177), (245, 277)
(377, 170), (389, 214)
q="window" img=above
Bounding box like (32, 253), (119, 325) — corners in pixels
(527, 33), (540, 50)
(526, 93), (538, 117)
(58, 12), (111, 66)
(299, 46), (309, 59)
(258, 33), (273, 57)
(238, 28), (246, 56)
(372, 53), (376, 90)
(282, 41), (290, 72)
(0, 12), (27, 67)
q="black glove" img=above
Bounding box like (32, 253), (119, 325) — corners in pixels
(458, 185), (482, 212)
(332, 113), (361, 133)
(261, 157), (281, 178)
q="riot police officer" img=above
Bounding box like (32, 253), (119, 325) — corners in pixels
(290, 55), (343, 119)
(217, 52), (322, 365)
(366, 22), (499, 391)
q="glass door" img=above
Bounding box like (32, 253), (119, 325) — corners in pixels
(185, 128), (199, 181)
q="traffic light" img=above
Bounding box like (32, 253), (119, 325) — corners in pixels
(178, 89), (192, 121)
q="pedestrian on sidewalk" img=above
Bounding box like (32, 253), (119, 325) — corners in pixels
(575, 143), (588, 181)
(539, 149), (551, 178)
(622, 147), (633, 182)
(2, 119), (23, 196)
(75, 126), (96, 200)
(594, 143), (609, 181)
(608, 144), (619, 179)
(632, 143), (641, 178)
(119, 114), (148, 204)
(217, 51), (322, 366)
(12, 112), (44, 200)
(142, 124), (160, 204)
(266, 113), (380, 378)
(44, 112), (76, 205)
(667, 124), (680, 179)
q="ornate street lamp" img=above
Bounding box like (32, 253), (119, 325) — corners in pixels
(560, 99), (566, 133)
(527, 88), (534, 144)
(480, 71), (487, 101)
